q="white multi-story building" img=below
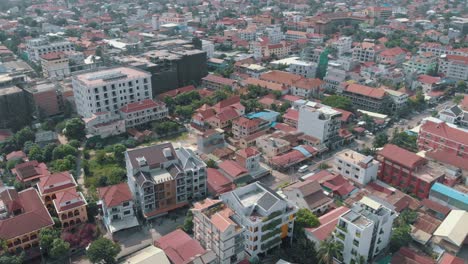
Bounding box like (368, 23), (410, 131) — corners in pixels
(220, 182), (297, 258)
(97, 182), (139, 233)
(333, 36), (353, 56)
(352, 42), (383, 62)
(26, 37), (75, 61)
(288, 60), (317, 78)
(265, 25), (283, 44)
(383, 88), (408, 111)
(298, 102), (342, 148)
(334, 196), (397, 264)
(40, 52), (70, 79)
(438, 54), (468, 81)
(324, 62), (347, 92)
(72, 67), (152, 118)
(119, 99), (168, 128)
(334, 149), (379, 185)
(403, 53), (438, 74)
(238, 26), (257, 41)
(83, 112), (126, 138)
(126, 143), (207, 219)
(192, 198), (245, 264)
(202, 40), (215, 58)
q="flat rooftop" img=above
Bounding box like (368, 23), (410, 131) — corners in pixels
(74, 67), (150, 86)
(0, 86), (22, 95)
(342, 210), (372, 229)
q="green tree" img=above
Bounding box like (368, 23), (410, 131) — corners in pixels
(373, 133), (388, 148)
(43, 143), (57, 162)
(206, 159), (218, 168)
(14, 127), (35, 148)
(390, 224), (412, 253)
(295, 208), (319, 234)
(0, 253), (23, 264)
(455, 81), (466, 93)
(86, 237), (121, 264)
(453, 95), (464, 104)
(318, 163), (330, 170)
(112, 144), (126, 164)
(39, 228), (61, 253)
(28, 145), (44, 161)
(391, 132), (418, 152)
(317, 238), (343, 264)
(183, 210), (194, 234)
(63, 118), (86, 140)
(52, 144), (78, 160)
(50, 239), (70, 259)
(322, 95), (353, 111)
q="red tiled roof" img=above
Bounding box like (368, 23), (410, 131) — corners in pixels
(98, 182), (133, 208)
(218, 160), (247, 178)
(53, 189), (85, 212)
(378, 144), (425, 169)
(426, 150), (468, 171)
(155, 229), (206, 264)
(391, 247), (435, 264)
(14, 161), (50, 181)
(305, 206), (350, 241)
(439, 252), (464, 264)
(283, 108), (298, 121)
(420, 120), (468, 146)
(282, 94), (302, 102)
(421, 199), (451, 216)
(417, 75), (440, 84)
(344, 83), (386, 99)
(233, 116), (262, 128)
(120, 99), (163, 113)
(274, 123), (296, 132)
(380, 47), (406, 57)
(0, 188), (54, 240)
(260, 70), (302, 86)
(37, 171), (76, 195)
(445, 55), (468, 65)
(6, 150), (26, 161)
(40, 52), (66, 60)
(207, 168), (234, 196)
(202, 74), (236, 86)
(157, 85), (196, 100)
(237, 147), (260, 158)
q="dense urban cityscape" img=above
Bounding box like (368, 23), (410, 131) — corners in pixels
(0, 0), (466, 263)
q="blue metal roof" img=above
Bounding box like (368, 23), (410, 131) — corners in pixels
(293, 146), (313, 158)
(246, 111), (279, 120)
(431, 183), (468, 205)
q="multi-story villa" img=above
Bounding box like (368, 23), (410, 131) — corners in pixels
(126, 143), (207, 219)
(220, 182), (297, 257)
(334, 149), (379, 185)
(334, 196), (397, 264)
(26, 37), (75, 61)
(192, 198), (245, 264)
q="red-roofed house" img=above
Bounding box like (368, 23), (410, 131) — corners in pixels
(40, 52), (70, 79)
(377, 144), (445, 199)
(53, 188), (87, 229)
(270, 145), (318, 170)
(155, 229), (216, 264)
(98, 183), (139, 233)
(218, 160), (250, 183)
(119, 99), (168, 128)
(377, 47), (407, 65)
(157, 85), (196, 100)
(192, 96), (245, 130)
(235, 147), (261, 173)
(283, 108), (299, 128)
(202, 74), (239, 90)
(232, 117), (269, 140)
(305, 206), (350, 247)
(341, 83), (388, 113)
(37, 171), (77, 210)
(13, 161), (50, 188)
(438, 252), (464, 264)
(391, 247), (435, 264)
(5, 151), (27, 162)
(0, 188), (54, 254)
(283, 180), (333, 215)
(207, 168), (235, 197)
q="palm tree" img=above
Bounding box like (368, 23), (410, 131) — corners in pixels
(317, 238), (343, 264)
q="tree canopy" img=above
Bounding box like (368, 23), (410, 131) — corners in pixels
(322, 95), (353, 111)
(86, 238), (121, 264)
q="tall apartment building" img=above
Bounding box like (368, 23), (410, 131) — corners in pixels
(72, 67), (152, 118)
(220, 182), (297, 258)
(352, 42), (384, 62)
(340, 83), (388, 113)
(192, 199), (245, 264)
(332, 36), (353, 56)
(438, 55), (468, 81)
(377, 144), (445, 199)
(26, 37), (75, 61)
(324, 62), (347, 92)
(126, 143), (207, 219)
(24, 81), (61, 117)
(334, 196), (397, 264)
(0, 86), (30, 130)
(40, 52), (70, 79)
(298, 103), (342, 148)
(334, 149), (379, 185)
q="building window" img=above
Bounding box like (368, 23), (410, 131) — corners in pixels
(123, 201), (130, 207)
(123, 210), (131, 215)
